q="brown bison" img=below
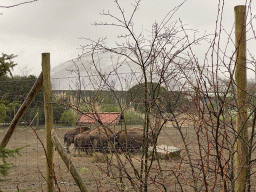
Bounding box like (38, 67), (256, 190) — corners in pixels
(74, 130), (92, 156)
(88, 128), (113, 153)
(113, 128), (152, 152)
(73, 127), (113, 155)
(64, 126), (90, 153)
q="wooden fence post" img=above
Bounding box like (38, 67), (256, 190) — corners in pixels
(41, 53), (54, 192)
(51, 130), (89, 192)
(234, 5), (248, 192)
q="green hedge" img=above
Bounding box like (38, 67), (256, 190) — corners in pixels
(60, 110), (76, 126)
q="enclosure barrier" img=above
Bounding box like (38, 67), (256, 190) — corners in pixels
(0, 72), (43, 148)
(41, 53), (55, 191)
(1, 53), (87, 191)
(51, 130), (88, 192)
(234, 5), (248, 192)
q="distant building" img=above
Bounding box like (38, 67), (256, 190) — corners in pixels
(76, 112), (124, 126)
(50, 49), (187, 91)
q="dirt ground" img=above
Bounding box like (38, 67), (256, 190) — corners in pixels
(1, 123), (254, 192)
(0, 124), (194, 192)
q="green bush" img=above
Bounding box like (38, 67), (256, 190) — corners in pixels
(126, 82), (168, 113)
(53, 103), (66, 124)
(101, 104), (121, 112)
(123, 110), (144, 125)
(60, 110), (76, 126)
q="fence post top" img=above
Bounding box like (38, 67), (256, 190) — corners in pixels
(234, 5), (246, 10)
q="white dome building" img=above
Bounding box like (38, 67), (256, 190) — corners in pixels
(51, 49), (192, 92)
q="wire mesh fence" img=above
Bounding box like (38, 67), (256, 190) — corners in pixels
(0, 74), (198, 191)
(1, 69), (256, 191)
(2, 63), (256, 191)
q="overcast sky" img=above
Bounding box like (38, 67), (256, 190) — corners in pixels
(0, 0), (255, 77)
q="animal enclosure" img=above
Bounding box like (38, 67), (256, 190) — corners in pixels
(1, 4), (256, 191)
(0, 124), (194, 192)
(2, 119), (256, 191)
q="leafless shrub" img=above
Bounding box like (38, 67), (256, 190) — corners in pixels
(55, 0), (256, 191)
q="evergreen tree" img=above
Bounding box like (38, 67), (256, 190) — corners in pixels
(0, 146), (23, 181)
(0, 53), (17, 77)
(0, 53), (24, 181)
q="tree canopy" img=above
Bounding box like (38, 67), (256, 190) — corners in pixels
(126, 82), (168, 103)
(125, 82), (168, 113)
(125, 82), (189, 113)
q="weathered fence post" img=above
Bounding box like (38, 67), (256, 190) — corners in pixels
(41, 53), (54, 192)
(51, 130), (89, 192)
(234, 5), (248, 192)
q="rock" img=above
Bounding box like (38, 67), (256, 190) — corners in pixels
(148, 145), (181, 160)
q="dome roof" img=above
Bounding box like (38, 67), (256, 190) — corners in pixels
(51, 49), (189, 91)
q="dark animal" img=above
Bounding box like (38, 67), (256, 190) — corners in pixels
(74, 130), (92, 156)
(73, 127), (113, 156)
(64, 126), (90, 153)
(113, 128), (152, 152)
(89, 128), (113, 153)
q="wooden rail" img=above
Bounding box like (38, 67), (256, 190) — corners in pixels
(51, 130), (89, 192)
